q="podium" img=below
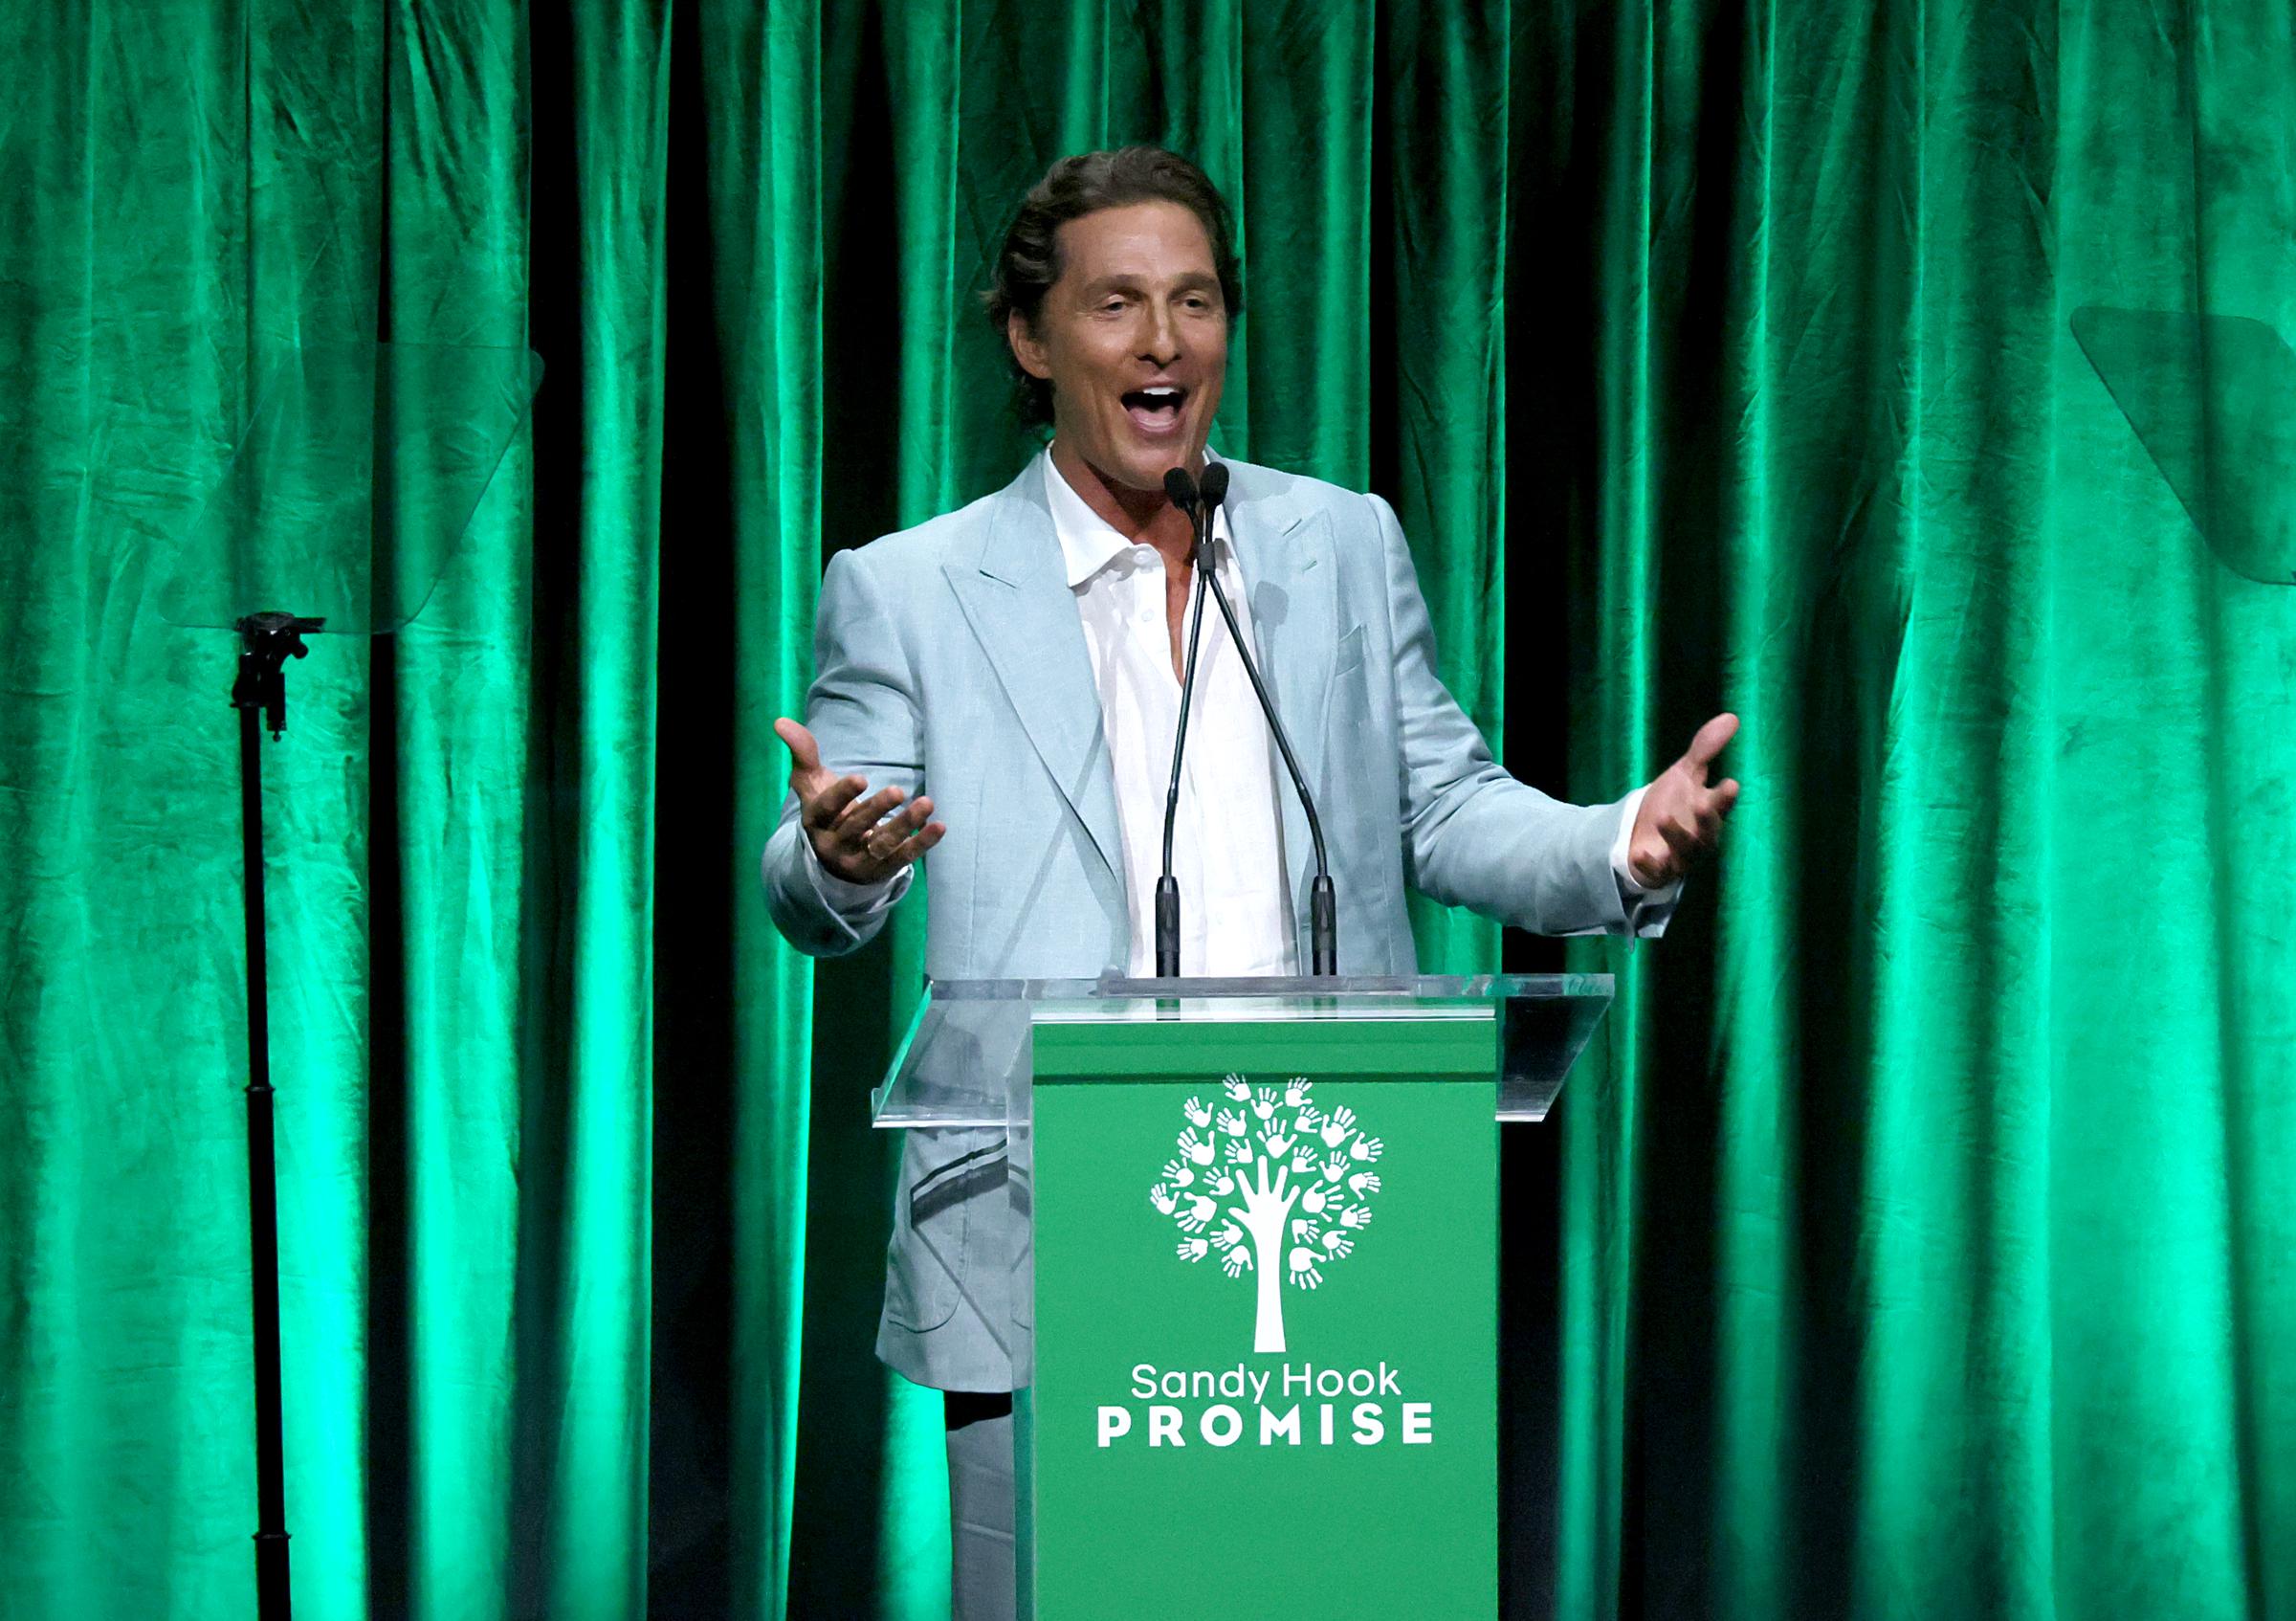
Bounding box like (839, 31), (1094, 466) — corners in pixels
(873, 973), (1613, 1619)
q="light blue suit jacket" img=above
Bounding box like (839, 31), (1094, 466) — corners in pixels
(762, 455), (1662, 1390)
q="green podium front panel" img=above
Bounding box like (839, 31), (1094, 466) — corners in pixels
(1022, 1009), (1500, 1620)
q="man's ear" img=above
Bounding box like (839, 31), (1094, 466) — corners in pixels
(1007, 312), (1051, 380)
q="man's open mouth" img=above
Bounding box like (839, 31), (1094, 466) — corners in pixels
(1122, 385), (1187, 433)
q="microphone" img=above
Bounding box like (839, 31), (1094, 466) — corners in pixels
(1190, 463), (1340, 976)
(1154, 466), (1215, 976)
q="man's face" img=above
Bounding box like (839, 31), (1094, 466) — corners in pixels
(1008, 200), (1228, 494)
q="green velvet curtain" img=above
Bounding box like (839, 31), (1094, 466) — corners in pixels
(1, 3), (2288, 1619)
(1548, 4), (2296, 1617)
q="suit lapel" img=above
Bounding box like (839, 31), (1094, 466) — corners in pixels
(1224, 469), (1345, 927)
(942, 464), (1125, 892)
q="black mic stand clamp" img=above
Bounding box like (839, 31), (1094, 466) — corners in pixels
(232, 612), (324, 739)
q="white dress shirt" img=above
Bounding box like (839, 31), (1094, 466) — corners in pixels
(802, 449), (1674, 959)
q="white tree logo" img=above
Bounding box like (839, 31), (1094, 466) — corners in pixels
(1149, 1076), (1384, 1354)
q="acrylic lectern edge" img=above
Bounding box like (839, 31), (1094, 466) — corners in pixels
(870, 977), (1617, 1123)
(1030, 1010), (1496, 1079)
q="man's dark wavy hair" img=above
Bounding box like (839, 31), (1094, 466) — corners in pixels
(982, 146), (1245, 428)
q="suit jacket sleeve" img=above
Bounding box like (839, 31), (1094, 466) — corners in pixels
(1374, 494), (1639, 936)
(762, 546), (925, 957)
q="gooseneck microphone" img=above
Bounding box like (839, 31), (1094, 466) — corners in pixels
(1188, 462), (1340, 976)
(1155, 466), (1215, 976)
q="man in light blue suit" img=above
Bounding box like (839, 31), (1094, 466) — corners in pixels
(762, 147), (1737, 1620)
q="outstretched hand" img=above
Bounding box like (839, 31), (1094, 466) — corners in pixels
(774, 717), (944, 884)
(1627, 714), (1741, 888)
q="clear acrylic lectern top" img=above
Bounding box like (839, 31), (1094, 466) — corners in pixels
(159, 340), (545, 633)
(871, 973), (1614, 1129)
(2073, 305), (2296, 587)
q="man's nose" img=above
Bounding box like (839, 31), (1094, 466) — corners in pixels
(1140, 303), (1181, 366)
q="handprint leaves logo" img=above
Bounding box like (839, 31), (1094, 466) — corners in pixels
(1149, 1074), (1384, 1354)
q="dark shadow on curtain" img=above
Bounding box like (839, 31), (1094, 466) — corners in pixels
(645, 3), (745, 1612)
(1499, 2), (1607, 1612)
(508, 8), (591, 1614)
(788, 5), (907, 1614)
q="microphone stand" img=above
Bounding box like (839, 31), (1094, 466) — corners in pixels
(1155, 468), (1215, 975)
(1190, 464), (1340, 977)
(232, 611), (323, 1621)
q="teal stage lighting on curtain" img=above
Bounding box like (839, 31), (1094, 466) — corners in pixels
(1, 2), (2289, 1619)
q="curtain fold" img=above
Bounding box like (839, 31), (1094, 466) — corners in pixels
(382, 2), (534, 1611)
(2, 3), (2291, 1619)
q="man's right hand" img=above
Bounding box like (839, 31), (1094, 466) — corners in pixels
(774, 717), (944, 884)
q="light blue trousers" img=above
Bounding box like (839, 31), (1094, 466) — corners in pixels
(943, 1392), (1015, 1621)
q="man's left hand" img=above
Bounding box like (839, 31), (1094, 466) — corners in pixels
(1627, 713), (1741, 888)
